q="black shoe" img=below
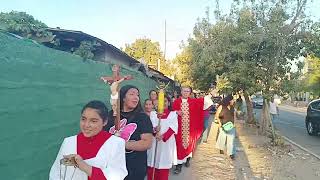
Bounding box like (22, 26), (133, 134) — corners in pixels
(174, 165), (182, 174)
(220, 150), (224, 154)
(230, 155), (235, 160)
(185, 157), (191, 167)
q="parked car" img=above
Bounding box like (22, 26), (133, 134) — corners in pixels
(306, 99), (320, 136)
(252, 96), (263, 108)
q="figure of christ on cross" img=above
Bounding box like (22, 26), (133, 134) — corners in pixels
(100, 64), (133, 130)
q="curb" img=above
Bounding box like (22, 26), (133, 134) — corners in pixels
(280, 105), (307, 112)
(279, 106), (307, 115)
(282, 135), (320, 161)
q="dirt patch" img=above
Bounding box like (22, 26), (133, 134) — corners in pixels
(190, 121), (320, 180)
(237, 123), (320, 180)
(191, 123), (236, 180)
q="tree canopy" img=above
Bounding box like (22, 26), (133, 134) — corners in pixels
(124, 38), (173, 76)
(175, 0), (315, 95)
(174, 0), (317, 127)
(0, 11), (54, 42)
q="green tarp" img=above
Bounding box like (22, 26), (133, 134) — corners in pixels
(0, 32), (157, 179)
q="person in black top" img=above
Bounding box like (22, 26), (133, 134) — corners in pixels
(104, 85), (153, 180)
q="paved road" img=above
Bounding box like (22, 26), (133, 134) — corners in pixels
(255, 105), (320, 157)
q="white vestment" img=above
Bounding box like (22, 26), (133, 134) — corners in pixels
(147, 111), (178, 169)
(49, 134), (127, 180)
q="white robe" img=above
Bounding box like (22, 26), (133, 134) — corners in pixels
(147, 111), (178, 169)
(204, 94), (214, 110)
(49, 135), (127, 180)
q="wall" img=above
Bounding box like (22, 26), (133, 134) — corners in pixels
(0, 32), (157, 179)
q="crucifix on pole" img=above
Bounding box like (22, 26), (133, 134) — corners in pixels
(100, 64), (133, 131)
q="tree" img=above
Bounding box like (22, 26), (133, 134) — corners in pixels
(184, 8), (262, 123)
(159, 59), (175, 78)
(216, 75), (232, 94)
(305, 56), (320, 97)
(172, 46), (193, 87)
(124, 38), (173, 76)
(178, 0), (313, 143)
(303, 22), (320, 57)
(124, 38), (162, 66)
(73, 40), (101, 60)
(187, 10), (231, 91)
(301, 22), (320, 98)
(0, 11), (54, 43)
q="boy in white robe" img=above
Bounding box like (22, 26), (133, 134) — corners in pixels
(147, 97), (178, 180)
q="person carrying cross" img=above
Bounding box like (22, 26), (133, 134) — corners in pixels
(102, 65), (153, 180)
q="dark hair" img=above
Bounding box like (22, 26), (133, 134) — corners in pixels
(173, 90), (180, 98)
(236, 96), (242, 103)
(165, 95), (172, 110)
(144, 99), (152, 104)
(149, 90), (158, 97)
(181, 86), (192, 93)
(193, 93), (197, 98)
(120, 85), (143, 113)
(220, 95), (234, 106)
(81, 100), (109, 122)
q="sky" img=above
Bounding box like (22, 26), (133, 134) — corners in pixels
(1, 0), (319, 60)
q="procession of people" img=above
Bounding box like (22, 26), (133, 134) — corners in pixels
(49, 64), (238, 180)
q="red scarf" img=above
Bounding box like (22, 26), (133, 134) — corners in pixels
(160, 108), (171, 119)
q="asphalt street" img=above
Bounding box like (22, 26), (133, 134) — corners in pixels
(255, 105), (320, 157)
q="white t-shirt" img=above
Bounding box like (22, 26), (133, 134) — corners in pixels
(269, 102), (278, 114)
(203, 95), (214, 110)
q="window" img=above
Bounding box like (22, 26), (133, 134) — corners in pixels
(311, 101), (320, 110)
(316, 102), (320, 111)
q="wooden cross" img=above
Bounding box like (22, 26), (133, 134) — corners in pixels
(101, 64), (133, 130)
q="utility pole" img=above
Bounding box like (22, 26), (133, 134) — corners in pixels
(214, 0), (221, 20)
(164, 20), (167, 60)
(157, 58), (160, 71)
(158, 20), (167, 71)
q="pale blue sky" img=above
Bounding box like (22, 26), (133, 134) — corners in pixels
(1, 0), (319, 59)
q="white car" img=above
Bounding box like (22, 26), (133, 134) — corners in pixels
(252, 96), (263, 108)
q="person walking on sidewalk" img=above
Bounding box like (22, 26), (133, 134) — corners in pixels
(269, 97), (279, 125)
(172, 86), (215, 174)
(215, 95), (236, 160)
(235, 95), (244, 120)
(104, 85), (153, 180)
(201, 95), (214, 144)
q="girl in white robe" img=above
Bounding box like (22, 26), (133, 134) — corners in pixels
(147, 96), (178, 180)
(49, 100), (127, 180)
